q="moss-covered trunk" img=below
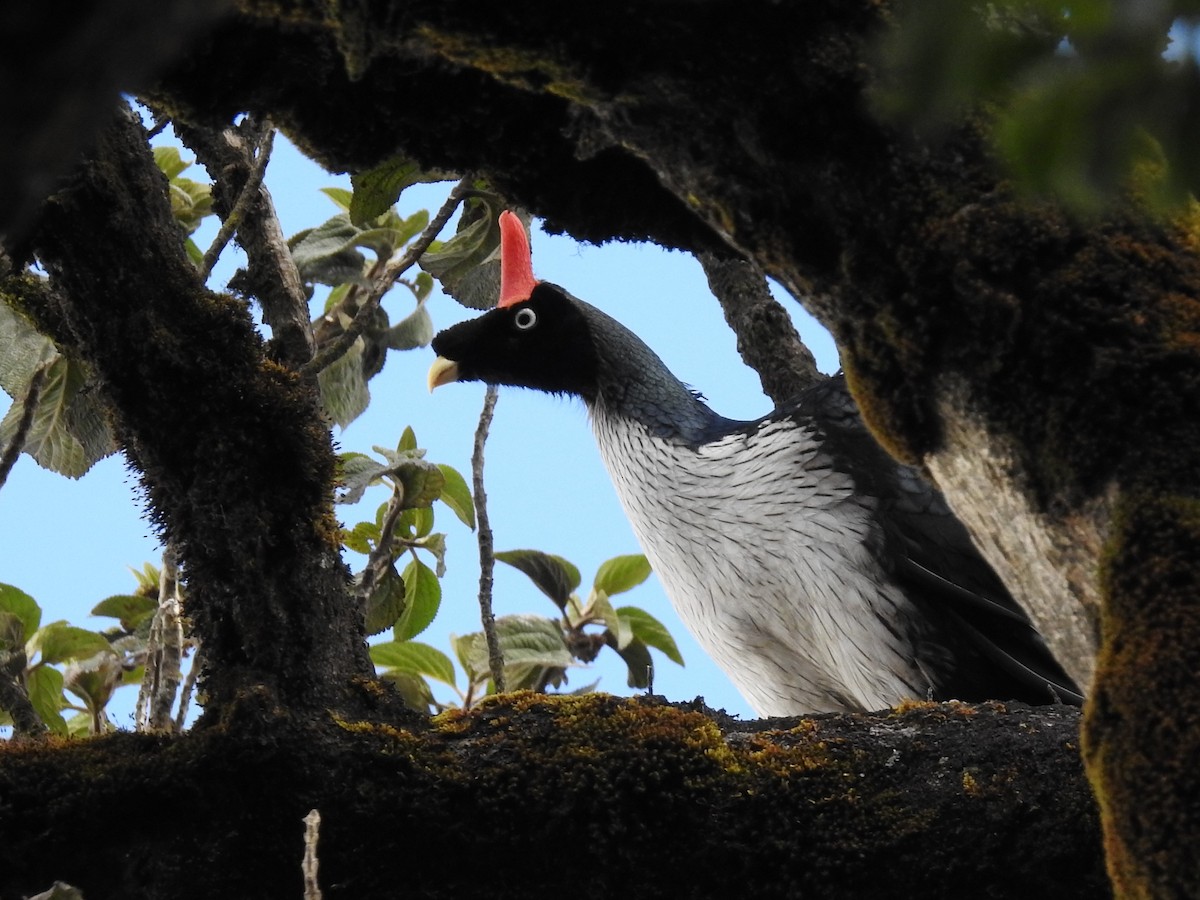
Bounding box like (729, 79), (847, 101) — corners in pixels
(0, 694), (1106, 899)
(24, 108), (376, 720)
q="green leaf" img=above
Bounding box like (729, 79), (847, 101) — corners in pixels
(320, 186), (354, 212)
(392, 457), (445, 510)
(341, 520), (380, 555)
(90, 594), (158, 632)
(387, 302), (434, 351)
(337, 452), (387, 506)
(33, 623), (114, 666)
(290, 213), (368, 285)
(0, 297), (56, 397)
(398, 506), (435, 541)
(414, 531), (447, 578)
(614, 636), (655, 689)
(26, 665), (67, 734)
(63, 651), (123, 718)
(453, 614), (573, 686)
(435, 464), (474, 529)
(0, 583), (41, 643)
(495, 550), (581, 610)
(591, 591), (630, 650)
(152, 145), (191, 179)
(349, 158), (426, 225)
(0, 353), (116, 477)
(380, 670), (437, 713)
(397, 426), (418, 453)
(394, 558), (441, 641)
(420, 194), (509, 309)
(370, 639), (457, 686)
(617, 606), (684, 666)
(363, 566), (406, 636)
(593, 554), (652, 597)
(317, 336), (370, 429)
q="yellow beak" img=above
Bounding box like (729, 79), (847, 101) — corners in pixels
(427, 356), (460, 392)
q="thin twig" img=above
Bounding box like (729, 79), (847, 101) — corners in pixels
(137, 545), (185, 732)
(173, 641), (200, 732)
(302, 176), (472, 378)
(302, 809), (323, 900)
(200, 125), (275, 280)
(0, 361), (49, 491)
(472, 385), (505, 693)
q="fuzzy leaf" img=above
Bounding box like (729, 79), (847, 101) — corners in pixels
(393, 458), (445, 510)
(617, 606), (684, 666)
(317, 336), (370, 429)
(0, 299), (55, 397)
(387, 302), (434, 351)
(337, 452), (387, 506)
(593, 554), (652, 597)
(363, 565), (407, 636)
(290, 214), (368, 285)
(0, 353), (116, 477)
(349, 158), (425, 225)
(453, 614), (573, 685)
(0, 583), (41, 644)
(394, 558), (441, 641)
(495, 549), (581, 610)
(370, 639), (457, 686)
(90, 594), (158, 632)
(419, 194), (508, 309)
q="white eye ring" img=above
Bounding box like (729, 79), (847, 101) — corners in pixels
(514, 307), (538, 330)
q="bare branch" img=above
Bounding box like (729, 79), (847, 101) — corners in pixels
(199, 126), (274, 280)
(698, 250), (822, 406)
(176, 116), (316, 367)
(302, 809), (322, 900)
(471, 385), (505, 693)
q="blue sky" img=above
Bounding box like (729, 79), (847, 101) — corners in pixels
(0, 130), (839, 726)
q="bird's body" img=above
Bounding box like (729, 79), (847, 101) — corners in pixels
(428, 212), (1083, 715)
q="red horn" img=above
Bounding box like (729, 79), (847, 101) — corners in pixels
(497, 210), (538, 308)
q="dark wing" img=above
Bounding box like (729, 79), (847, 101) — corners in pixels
(788, 375), (1084, 706)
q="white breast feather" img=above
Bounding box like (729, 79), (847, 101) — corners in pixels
(591, 407), (931, 716)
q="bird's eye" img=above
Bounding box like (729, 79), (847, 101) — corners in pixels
(514, 307), (538, 330)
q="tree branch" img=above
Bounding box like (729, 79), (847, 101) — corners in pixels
(0, 360), (49, 490)
(697, 250), (821, 407)
(176, 116), (315, 368)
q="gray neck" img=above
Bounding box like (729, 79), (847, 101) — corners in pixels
(578, 301), (740, 445)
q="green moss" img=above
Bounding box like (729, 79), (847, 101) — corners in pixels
(1084, 492), (1200, 897)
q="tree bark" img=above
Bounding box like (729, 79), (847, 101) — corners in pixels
(0, 694), (1106, 900)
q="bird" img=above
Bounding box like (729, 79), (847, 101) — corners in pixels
(427, 211), (1084, 716)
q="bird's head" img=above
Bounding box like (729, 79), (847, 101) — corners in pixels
(427, 211), (603, 400)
